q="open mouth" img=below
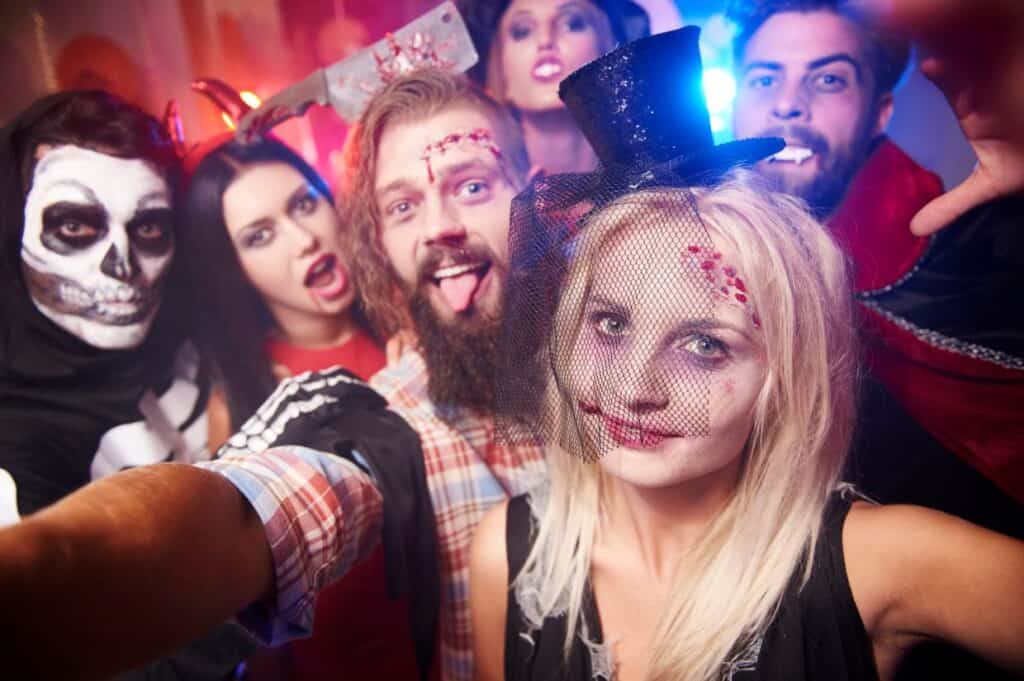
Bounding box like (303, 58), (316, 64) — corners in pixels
(532, 56), (564, 82)
(431, 260), (492, 314)
(304, 253), (348, 301)
(769, 144), (815, 165)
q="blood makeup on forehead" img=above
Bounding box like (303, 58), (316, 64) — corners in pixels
(419, 128), (504, 183)
(685, 244), (760, 329)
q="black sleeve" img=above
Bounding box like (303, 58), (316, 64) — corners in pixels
(277, 387), (440, 681)
(863, 195), (1024, 359)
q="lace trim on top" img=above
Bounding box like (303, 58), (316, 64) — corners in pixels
(513, 483), (868, 680)
(514, 483), (615, 680)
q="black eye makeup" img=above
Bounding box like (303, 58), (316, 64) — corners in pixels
(508, 19), (533, 41)
(127, 208), (174, 255)
(40, 202), (108, 253)
(559, 9), (590, 33)
(287, 185), (322, 218)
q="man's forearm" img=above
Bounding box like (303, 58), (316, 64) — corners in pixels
(0, 463), (273, 681)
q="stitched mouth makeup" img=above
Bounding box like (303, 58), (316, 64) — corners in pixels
(22, 264), (159, 325)
(579, 401), (686, 449)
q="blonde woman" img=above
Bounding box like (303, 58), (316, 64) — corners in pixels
(461, 0), (649, 174)
(469, 29), (1024, 681)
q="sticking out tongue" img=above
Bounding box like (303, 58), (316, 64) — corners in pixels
(438, 271), (481, 313)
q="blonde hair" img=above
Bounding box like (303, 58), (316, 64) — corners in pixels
(515, 171), (858, 681)
(338, 69), (530, 336)
(485, 2), (617, 108)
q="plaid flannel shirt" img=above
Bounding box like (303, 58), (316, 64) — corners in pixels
(198, 349), (546, 681)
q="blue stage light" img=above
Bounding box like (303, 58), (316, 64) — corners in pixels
(702, 67), (737, 115)
(710, 113), (728, 134)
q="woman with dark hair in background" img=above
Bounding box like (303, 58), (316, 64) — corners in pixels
(460, 0), (649, 174)
(182, 138), (381, 443)
(180, 136), (419, 680)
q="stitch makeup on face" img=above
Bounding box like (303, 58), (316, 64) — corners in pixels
(419, 128), (504, 182)
(685, 244), (760, 328)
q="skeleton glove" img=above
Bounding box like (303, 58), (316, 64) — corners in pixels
(215, 367), (386, 458)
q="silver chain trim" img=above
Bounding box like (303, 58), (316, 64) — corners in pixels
(858, 300), (1024, 370)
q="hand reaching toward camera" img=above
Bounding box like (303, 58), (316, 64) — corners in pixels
(861, 0), (1024, 234)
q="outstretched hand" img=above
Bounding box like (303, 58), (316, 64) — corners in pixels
(860, 0), (1024, 235)
(216, 367), (384, 458)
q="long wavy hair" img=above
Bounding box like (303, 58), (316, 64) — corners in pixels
(338, 69), (530, 337)
(179, 138), (371, 428)
(516, 171), (858, 681)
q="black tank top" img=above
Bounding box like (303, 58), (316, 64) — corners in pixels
(504, 491), (879, 681)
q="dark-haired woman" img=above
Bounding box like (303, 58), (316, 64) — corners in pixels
(181, 136), (419, 680)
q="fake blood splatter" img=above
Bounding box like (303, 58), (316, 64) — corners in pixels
(685, 244), (760, 328)
(373, 31), (455, 85)
(420, 128), (503, 182)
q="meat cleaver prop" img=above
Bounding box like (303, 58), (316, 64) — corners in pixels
(236, 1), (478, 141)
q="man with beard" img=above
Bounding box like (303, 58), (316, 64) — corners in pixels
(730, 0), (1023, 519)
(732, 2), (1024, 678)
(0, 71), (545, 681)
(2, 1), (1022, 676)
(730, 0), (938, 224)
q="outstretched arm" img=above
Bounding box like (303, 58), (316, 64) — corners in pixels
(0, 368), (390, 680)
(0, 463), (272, 681)
(846, 503), (1024, 675)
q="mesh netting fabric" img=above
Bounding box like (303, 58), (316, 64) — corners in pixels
(495, 170), (732, 462)
(493, 26), (782, 462)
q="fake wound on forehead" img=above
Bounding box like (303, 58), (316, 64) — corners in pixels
(685, 244), (760, 329)
(420, 128), (503, 183)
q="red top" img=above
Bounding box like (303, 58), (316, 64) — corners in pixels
(265, 329), (421, 680)
(265, 330), (387, 383)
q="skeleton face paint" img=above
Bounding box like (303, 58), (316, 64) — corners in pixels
(21, 146), (174, 349)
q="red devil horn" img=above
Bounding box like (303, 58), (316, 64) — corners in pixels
(161, 99), (187, 158)
(191, 78), (253, 125)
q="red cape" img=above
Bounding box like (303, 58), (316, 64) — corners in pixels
(831, 139), (1024, 502)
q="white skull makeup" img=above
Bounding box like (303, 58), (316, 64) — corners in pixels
(20, 146), (174, 349)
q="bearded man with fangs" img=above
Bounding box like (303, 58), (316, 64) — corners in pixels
(729, 0), (1024, 592)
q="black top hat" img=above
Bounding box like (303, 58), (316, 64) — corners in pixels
(559, 25), (782, 180)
